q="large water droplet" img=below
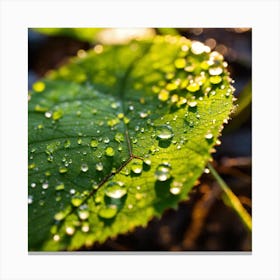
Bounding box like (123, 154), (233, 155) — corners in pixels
(131, 159), (143, 174)
(155, 163), (172, 181)
(156, 125), (174, 140)
(104, 181), (127, 199)
(98, 205), (117, 219)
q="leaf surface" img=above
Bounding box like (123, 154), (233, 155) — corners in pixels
(28, 35), (234, 251)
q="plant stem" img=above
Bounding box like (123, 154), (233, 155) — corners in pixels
(207, 163), (252, 232)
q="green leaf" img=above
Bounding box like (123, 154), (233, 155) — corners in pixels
(28, 35), (234, 251)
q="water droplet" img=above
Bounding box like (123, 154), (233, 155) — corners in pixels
(96, 162), (103, 171)
(144, 158), (151, 166)
(131, 159), (143, 174)
(105, 146), (115, 157)
(65, 226), (75, 235)
(28, 163), (36, 169)
(28, 195), (33, 204)
(187, 83), (200, 92)
(71, 196), (83, 207)
(155, 163), (172, 181)
(70, 189), (76, 195)
(205, 132), (213, 140)
(31, 183), (36, 188)
(114, 133), (124, 143)
(128, 105), (134, 111)
(191, 41), (208, 55)
(80, 163), (89, 172)
(55, 183), (64, 191)
(158, 89), (169, 102)
(77, 138), (82, 145)
(33, 81), (45, 92)
(52, 109), (63, 121)
(156, 125), (174, 140)
(204, 168), (210, 174)
(42, 182), (49, 189)
(53, 234), (60, 241)
(170, 181), (183, 195)
(81, 223), (90, 232)
(98, 205), (117, 219)
(59, 167), (68, 174)
(105, 181), (127, 199)
(78, 210), (89, 220)
(209, 66), (223, 76)
(64, 140), (71, 148)
(44, 111), (52, 118)
(188, 101), (197, 107)
(90, 139), (98, 148)
(54, 211), (66, 221)
(210, 76), (222, 84)
(103, 137), (110, 144)
(174, 58), (186, 69)
(140, 112), (148, 118)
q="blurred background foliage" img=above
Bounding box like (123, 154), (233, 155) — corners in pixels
(29, 28), (251, 251)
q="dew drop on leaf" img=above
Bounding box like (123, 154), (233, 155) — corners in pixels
(65, 226), (75, 235)
(104, 181), (127, 199)
(71, 196), (83, 207)
(209, 66), (223, 76)
(105, 146), (115, 157)
(210, 76), (222, 84)
(131, 159), (143, 174)
(59, 167), (68, 174)
(158, 89), (169, 102)
(28, 195), (33, 204)
(188, 101), (197, 107)
(55, 183), (64, 191)
(53, 234), (60, 241)
(170, 181), (183, 195)
(205, 132), (213, 140)
(98, 205), (117, 219)
(90, 139), (98, 148)
(96, 162), (103, 171)
(156, 125), (174, 141)
(155, 163), (172, 181)
(78, 210), (89, 220)
(64, 140), (71, 148)
(44, 111), (52, 118)
(80, 163), (89, 172)
(42, 182), (49, 189)
(187, 83), (200, 92)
